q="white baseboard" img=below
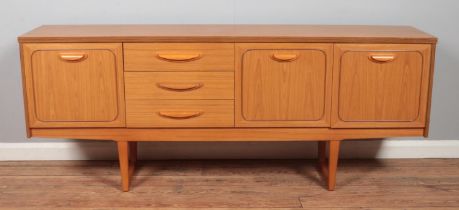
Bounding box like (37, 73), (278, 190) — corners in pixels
(0, 140), (458, 160)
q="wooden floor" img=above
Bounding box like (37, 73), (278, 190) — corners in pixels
(0, 159), (458, 209)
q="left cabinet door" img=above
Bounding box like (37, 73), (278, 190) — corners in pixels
(21, 43), (126, 127)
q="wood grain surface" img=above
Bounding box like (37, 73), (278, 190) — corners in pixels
(21, 43), (126, 128)
(18, 25), (437, 43)
(0, 159), (457, 209)
(124, 43), (234, 72)
(235, 43), (333, 128)
(332, 44), (432, 128)
(126, 100), (234, 127)
(242, 47), (328, 121)
(29, 128), (424, 141)
(125, 72), (234, 100)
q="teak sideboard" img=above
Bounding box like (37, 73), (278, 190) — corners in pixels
(18, 25), (438, 191)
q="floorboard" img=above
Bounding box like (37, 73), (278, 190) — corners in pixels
(0, 159), (458, 209)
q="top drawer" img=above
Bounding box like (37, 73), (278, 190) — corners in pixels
(124, 43), (234, 72)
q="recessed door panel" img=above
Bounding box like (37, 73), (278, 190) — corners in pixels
(22, 43), (125, 127)
(332, 44), (432, 128)
(236, 43), (333, 127)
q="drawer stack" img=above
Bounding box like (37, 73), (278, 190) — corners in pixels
(124, 43), (235, 127)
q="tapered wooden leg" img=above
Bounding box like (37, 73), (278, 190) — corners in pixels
(328, 140), (341, 191)
(117, 141), (130, 192)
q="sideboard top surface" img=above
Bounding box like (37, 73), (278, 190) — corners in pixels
(18, 24), (437, 44)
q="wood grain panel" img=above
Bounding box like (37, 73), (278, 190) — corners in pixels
(340, 52), (422, 121)
(236, 43), (333, 127)
(124, 43), (234, 72)
(423, 44), (437, 137)
(18, 25), (438, 44)
(332, 44), (431, 128)
(29, 128), (424, 141)
(242, 49), (326, 121)
(19, 44), (31, 137)
(32, 50), (117, 121)
(126, 100), (234, 127)
(125, 72), (234, 100)
(22, 43), (125, 128)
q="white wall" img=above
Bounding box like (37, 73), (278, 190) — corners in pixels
(1, 0), (458, 159)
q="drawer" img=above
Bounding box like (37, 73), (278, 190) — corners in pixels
(126, 100), (234, 127)
(125, 72), (234, 100)
(124, 43), (234, 72)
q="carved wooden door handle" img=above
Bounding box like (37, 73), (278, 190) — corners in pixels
(158, 111), (203, 119)
(59, 53), (87, 62)
(369, 55), (396, 63)
(271, 54), (298, 62)
(157, 53), (202, 62)
(157, 83), (203, 91)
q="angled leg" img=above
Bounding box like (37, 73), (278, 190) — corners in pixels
(117, 141), (130, 192)
(327, 140), (341, 191)
(317, 140), (342, 191)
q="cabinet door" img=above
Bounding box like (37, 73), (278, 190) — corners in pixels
(236, 43), (333, 127)
(332, 44), (432, 128)
(22, 43), (125, 127)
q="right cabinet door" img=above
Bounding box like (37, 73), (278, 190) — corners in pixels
(332, 44), (432, 128)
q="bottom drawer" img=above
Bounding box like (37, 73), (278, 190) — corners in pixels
(127, 100), (234, 127)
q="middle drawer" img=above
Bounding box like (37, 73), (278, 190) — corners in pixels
(125, 72), (234, 100)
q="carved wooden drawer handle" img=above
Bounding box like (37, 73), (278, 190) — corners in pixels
(271, 54), (298, 62)
(157, 53), (202, 62)
(369, 55), (396, 63)
(157, 83), (203, 91)
(158, 111), (203, 119)
(59, 53), (87, 62)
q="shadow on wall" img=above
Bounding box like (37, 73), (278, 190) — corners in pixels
(72, 140), (384, 160)
(426, 46), (459, 140)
